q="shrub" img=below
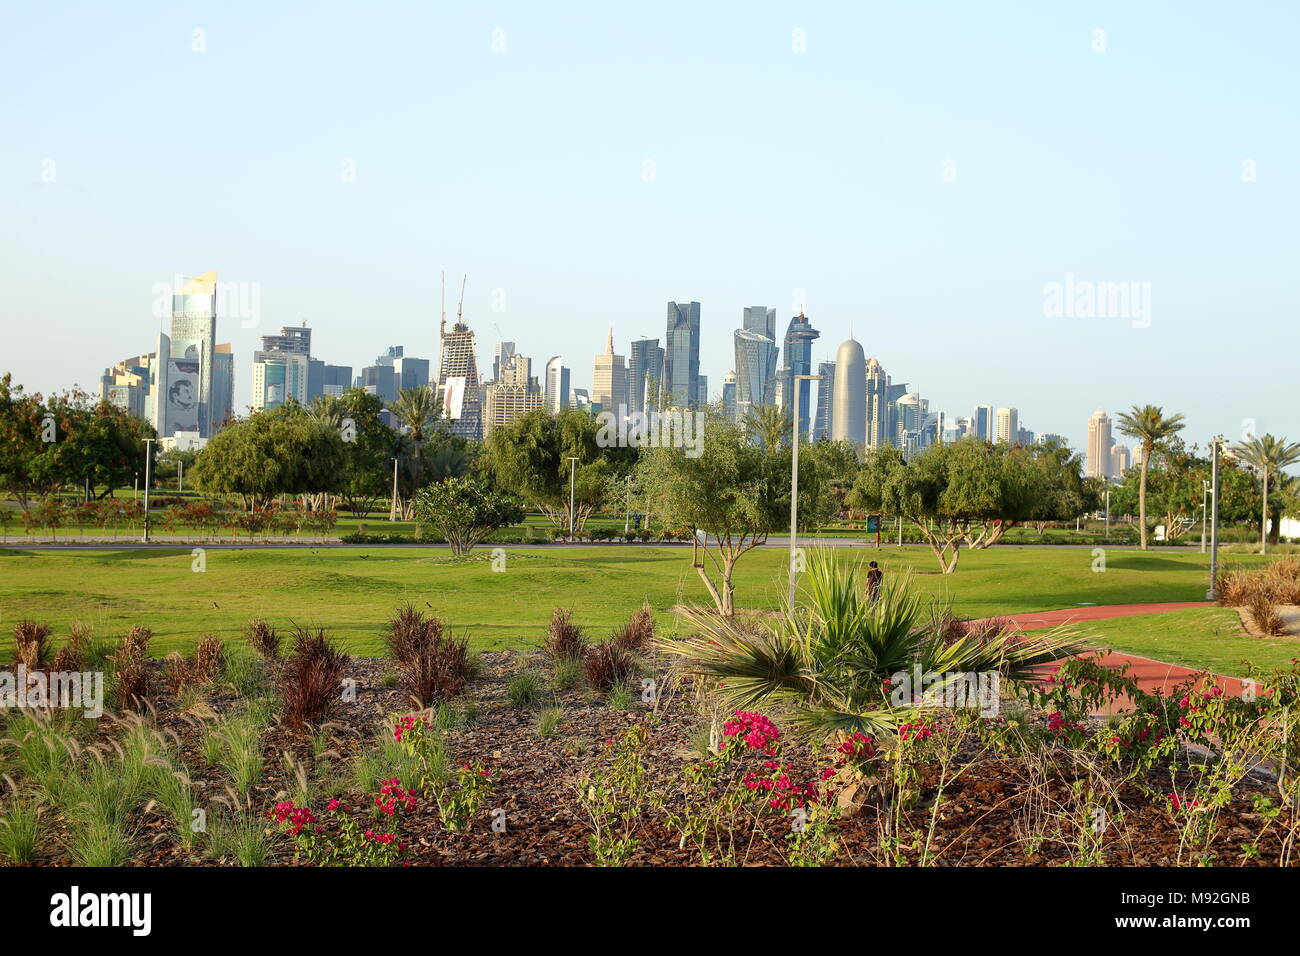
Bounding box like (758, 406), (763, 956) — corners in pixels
(279, 626), (350, 732)
(612, 605), (654, 653)
(382, 605), (470, 707)
(1247, 592), (1286, 636)
(194, 635), (226, 684)
(111, 625), (154, 711)
(244, 618), (281, 661)
(583, 642), (638, 692)
(12, 621), (51, 671)
(544, 608), (587, 662)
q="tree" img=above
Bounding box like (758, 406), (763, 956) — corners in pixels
(412, 476), (524, 556)
(1116, 404), (1185, 550)
(0, 376), (155, 506)
(1027, 440), (1088, 534)
(189, 406), (345, 510)
(638, 413), (794, 615)
(312, 389), (395, 518)
(484, 408), (636, 533)
(1231, 433), (1300, 546)
(392, 385), (445, 491)
(849, 439), (1042, 573)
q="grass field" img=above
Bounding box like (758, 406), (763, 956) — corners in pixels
(0, 544), (1283, 670)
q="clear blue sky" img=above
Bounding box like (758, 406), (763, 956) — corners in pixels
(2, 0), (1296, 453)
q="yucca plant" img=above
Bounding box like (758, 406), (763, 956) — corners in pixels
(662, 548), (1086, 736)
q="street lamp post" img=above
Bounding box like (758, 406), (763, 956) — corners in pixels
(1201, 479), (1211, 553)
(623, 473), (633, 534)
(1208, 437), (1222, 599)
(142, 439), (155, 543)
(1261, 467), (1269, 556)
(788, 374), (822, 607)
(390, 458), (399, 522)
(1104, 486), (1111, 540)
(566, 457), (580, 542)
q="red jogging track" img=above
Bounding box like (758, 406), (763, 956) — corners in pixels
(978, 601), (1256, 706)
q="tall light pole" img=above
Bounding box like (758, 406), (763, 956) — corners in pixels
(1200, 479), (1211, 553)
(1104, 485), (1110, 541)
(623, 473), (633, 534)
(142, 439), (155, 543)
(390, 457), (399, 521)
(566, 457), (580, 542)
(1261, 466), (1269, 556)
(178, 458), (184, 493)
(1208, 437), (1223, 599)
(788, 374), (821, 607)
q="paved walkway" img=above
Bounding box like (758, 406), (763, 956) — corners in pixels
(982, 601), (1253, 707)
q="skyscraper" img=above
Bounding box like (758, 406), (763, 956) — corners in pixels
(665, 301), (700, 407)
(1111, 443), (1132, 477)
(721, 370), (737, 421)
(974, 404), (993, 441)
(628, 337), (664, 415)
(169, 270), (219, 436)
(544, 356), (569, 413)
(492, 341), (516, 383)
(995, 407), (1019, 443)
(260, 324), (312, 355)
(831, 339), (866, 446)
(865, 358), (892, 448)
(1087, 409), (1113, 479)
(252, 350), (309, 411)
(733, 327), (778, 422)
(396, 355), (430, 392)
(778, 311), (820, 437)
(592, 328), (628, 413)
(484, 353), (542, 435)
(812, 361), (835, 440)
(360, 363), (398, 404)
(438, 302), (484, 440)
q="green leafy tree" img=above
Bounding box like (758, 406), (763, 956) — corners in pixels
(1027, 440), (1088, 534)
(484, 408), (636, 534)
(849, 439), (1042, 572)
(189, 406), (346, 510)
(412, 476), (524, 556)
(1116, 404), (1186, 549)
(637, 413), (798, 615)
(312, 389), (396, 518)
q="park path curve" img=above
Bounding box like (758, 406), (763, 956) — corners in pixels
(978, 601), (1253, 702)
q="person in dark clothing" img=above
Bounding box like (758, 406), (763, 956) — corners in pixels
(866, 561), (884, 604)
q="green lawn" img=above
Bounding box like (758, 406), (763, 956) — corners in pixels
(0, 544), (1276, 663)
(1039, 606), (1299, 677)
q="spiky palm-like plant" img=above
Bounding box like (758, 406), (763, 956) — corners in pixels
(1116, 404), (1186, 550)
(661, 549), (1086, 736)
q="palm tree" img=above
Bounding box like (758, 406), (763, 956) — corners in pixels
(659, 549), (1085, 737)
(1116, 404), (1185, 549)
(1231, 434), (1300, 548)
(745, 404), (792, 449)
(391, 386), (444, 487)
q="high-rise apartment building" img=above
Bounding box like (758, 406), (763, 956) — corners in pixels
(974, 404), (993, 441)
(1111, 443), (1132, 477)
(1087, 409), (1113, 478)
(665, 301), (701, 407)
(995, 407), (1019, 443)
(592, 329), (628, 413)
(484, 354), (543, 435)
